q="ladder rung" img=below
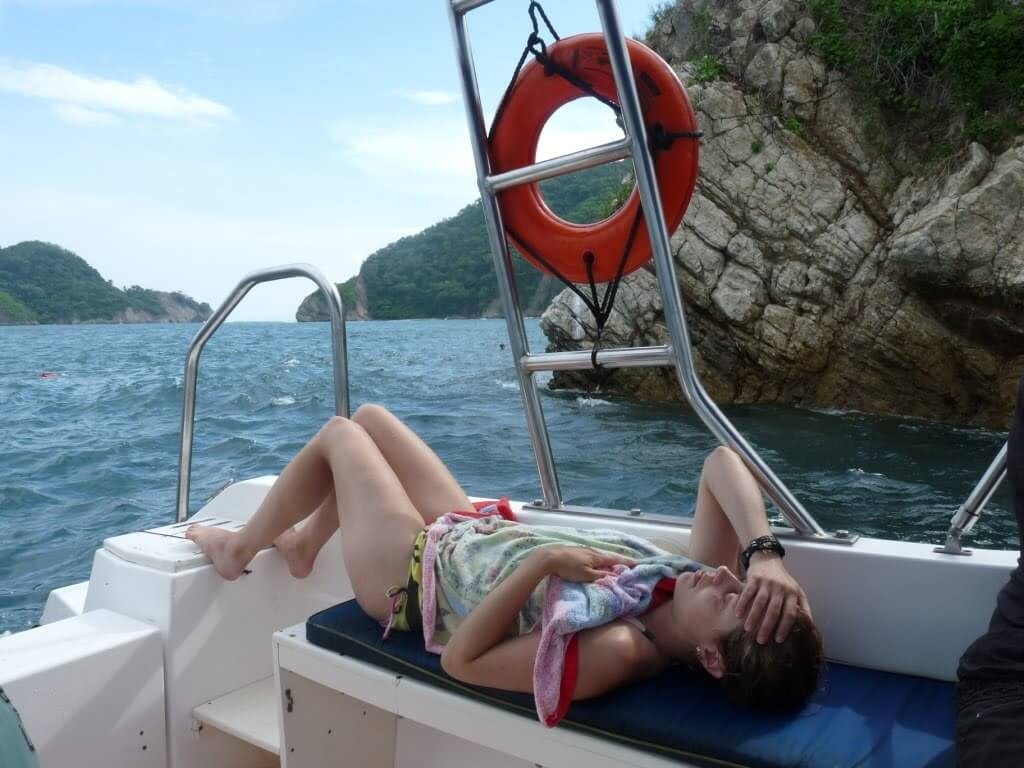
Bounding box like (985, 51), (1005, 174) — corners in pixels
(452, 0), (497, 13)
(521, 345), (672, 373)
(485, 138), (632, 193)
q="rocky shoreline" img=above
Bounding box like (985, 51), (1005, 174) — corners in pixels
(541, 0), (1023, 429)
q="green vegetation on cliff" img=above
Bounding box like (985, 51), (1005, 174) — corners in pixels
(808, 0), (1024, 149)
(0, 288), (36, 324)
(0, 241), (212, 324)
(298, 162), (632, 321)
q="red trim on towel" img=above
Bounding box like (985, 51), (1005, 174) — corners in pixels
(646, 577), (677, 613)
(547, 633), (579, 727)
(460, 497), (518, 522)
(546, 578), (673, 727)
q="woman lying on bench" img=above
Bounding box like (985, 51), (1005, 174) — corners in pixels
(187, 404), (823, 718)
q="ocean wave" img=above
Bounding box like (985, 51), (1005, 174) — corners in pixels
(576, 396), (613, 407)
(272, 396), (297, 406)
(848, 468), (884, 477)
(494, 379), (519, 391)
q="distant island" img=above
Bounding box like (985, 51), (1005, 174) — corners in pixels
(295, 163), (631, 322)
(0, 241), (212, 325)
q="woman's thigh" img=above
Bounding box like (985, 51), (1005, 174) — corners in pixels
(320, 418), (426, 621)
(352, 404), (473, 523)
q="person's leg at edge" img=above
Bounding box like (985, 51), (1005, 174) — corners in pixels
(273, 404), (474, 578)
(187, 416), (443, 621)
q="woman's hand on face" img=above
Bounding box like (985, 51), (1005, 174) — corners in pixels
(735, 554), (813, 644)
(538, 546), (635, 583)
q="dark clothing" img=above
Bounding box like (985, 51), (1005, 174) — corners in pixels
(956, 680), (1024, 764)
(956, 377), (1024, 765)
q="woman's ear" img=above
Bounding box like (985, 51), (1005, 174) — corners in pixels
(697, 644), (726, 679)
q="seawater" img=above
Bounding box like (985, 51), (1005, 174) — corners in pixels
(0, 320), (1014, 633)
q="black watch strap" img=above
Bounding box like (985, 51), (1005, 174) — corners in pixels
(741, 535), (785, 571)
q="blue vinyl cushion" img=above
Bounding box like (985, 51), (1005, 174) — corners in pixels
(307, 600), (955, 768)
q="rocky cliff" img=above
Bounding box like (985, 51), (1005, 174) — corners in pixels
(542, 0), (1023, 428)
(107, 290), (212, 324)
(296, 274), (371, 322)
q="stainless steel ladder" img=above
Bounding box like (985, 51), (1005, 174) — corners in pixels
(174, 264), (349, 522)
(446, 0), (841, 541)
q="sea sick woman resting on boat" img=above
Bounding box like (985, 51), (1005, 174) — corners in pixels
(187, 404), (823, 718)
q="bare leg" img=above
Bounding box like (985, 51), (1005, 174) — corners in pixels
(186, 418), (421, 615)
(277, 404), (474, 574)
(273, 491), (338, 578)
(351, 404), (473, 522)
(187, 416), (471, 621)
(687, 446), (768, 571)
(187, 419), (339, 579)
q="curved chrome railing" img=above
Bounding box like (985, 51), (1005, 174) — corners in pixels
(175, 264), (348, 523)
(937, 443), (1009, 554)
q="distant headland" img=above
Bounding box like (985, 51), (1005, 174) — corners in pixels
(0, 241), (212, 325)
(294, 162), (631, 322)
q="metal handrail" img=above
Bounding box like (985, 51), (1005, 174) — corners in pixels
(484, 138), (633, 192)
(175, 264), (348, 523)
(447, 0), (829, 538)
(937, 443), (1008, 554)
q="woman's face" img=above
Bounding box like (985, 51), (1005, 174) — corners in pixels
(671, 565), (744, 647)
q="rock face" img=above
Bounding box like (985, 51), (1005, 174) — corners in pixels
(110, 291), (211, 323)
(542, 0), (1024, 428)
(296, 274), (370, 322)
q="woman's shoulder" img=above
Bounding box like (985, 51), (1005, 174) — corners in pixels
(577, 620), (668, 683)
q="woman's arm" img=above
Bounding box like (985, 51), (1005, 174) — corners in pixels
(440, 547), (643, 697)
(688, 446), (773, 568)
(689, 446), (812, 643)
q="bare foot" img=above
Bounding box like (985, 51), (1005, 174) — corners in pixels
(273, 527), (316, 579)
(185, 525), (249, 580)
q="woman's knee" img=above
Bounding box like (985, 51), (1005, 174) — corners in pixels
(705, 445), (741, 473)
(352, 403), (394, 432)
(318, 415), (368, 444)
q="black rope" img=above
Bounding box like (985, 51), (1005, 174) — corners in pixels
(648, 122), (703, 152)
(492, 1), (563, 136)
(584, 205), (644, 373)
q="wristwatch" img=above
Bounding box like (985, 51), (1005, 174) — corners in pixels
(741, 535), (785, 571)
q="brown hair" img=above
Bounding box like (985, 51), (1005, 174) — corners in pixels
(718, 613), (824, 712)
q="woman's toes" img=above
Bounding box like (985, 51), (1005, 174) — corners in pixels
(186, 525), (246, 580)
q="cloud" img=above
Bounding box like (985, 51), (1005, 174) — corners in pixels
(334, 119), (476, 181)
(394, 89), (459, 107)
(52, 102), (118, 125)
(0, 61), (232, 122)
(331, 99), (624, 186)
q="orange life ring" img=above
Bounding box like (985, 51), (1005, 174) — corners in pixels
(489, 33), (699, 284)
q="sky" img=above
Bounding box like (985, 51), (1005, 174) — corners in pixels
(0, 0), (661, 320)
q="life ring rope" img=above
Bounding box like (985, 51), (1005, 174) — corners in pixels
(490, 2), (622, 135)
(488, 3), (702, 372)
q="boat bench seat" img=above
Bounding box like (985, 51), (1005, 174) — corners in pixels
(306, 600), (956, 767)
